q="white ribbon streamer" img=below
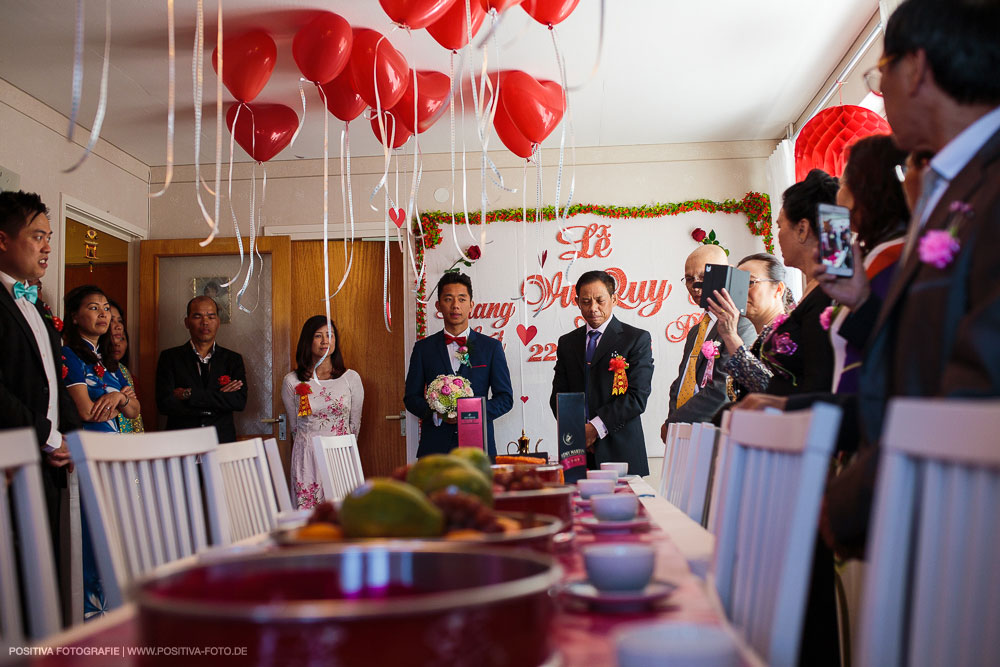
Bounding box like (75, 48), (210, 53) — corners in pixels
(67, 0), (84, 142)
(64, 0), (111, 173)
(149, 0), (176, 198)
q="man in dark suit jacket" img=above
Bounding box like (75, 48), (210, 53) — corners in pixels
(749, 0), (1000, 557)
(550, 270), (654, 475)
(664, 245), (756, 430)
(0, 191), (79, 613)
(404, 272), (513, 458)
(156, 296), (247, 443)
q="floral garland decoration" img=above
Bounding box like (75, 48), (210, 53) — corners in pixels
(294, 382), (312, 417)
(411, 193), (772, 338)
(609, 353), (629, 395)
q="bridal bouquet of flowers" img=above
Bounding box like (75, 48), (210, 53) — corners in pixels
(425, 374), (474, 419)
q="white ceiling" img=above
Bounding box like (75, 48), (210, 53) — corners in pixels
(0, 0), (878, 166)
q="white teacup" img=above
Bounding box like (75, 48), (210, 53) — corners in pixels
(600, 462), (629, 477)
(577, 478), (615, 499)
(583, 543), (655, 591)
(586, 469), (618, 482)
(591, 493), (638, 522)
(615, 622), (741, 667)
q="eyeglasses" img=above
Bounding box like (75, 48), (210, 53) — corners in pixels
(681, 277), (704, 290)
(748, 278), (778, 288)
(863, 53), (898, 97)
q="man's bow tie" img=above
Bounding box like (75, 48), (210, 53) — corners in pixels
(444, 333), (467, 346)
(13, 282), (39, 304)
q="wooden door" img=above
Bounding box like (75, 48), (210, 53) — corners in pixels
(290, 240), (405, 478)
(136, 237), (292, 456)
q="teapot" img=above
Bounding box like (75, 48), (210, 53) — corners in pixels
(506, 429), (544, 456)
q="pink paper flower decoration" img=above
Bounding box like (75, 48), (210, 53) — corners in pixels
(918, 230), (960, 269)
(820, 306), (834, 331)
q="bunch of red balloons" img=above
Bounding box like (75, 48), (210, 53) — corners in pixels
(213, 1), (581, 162)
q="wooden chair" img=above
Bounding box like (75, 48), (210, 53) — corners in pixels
(856, 398), (1000, 667)
(67, 427), (231, 610)
(0, 428), (61, 646)
(216, 438), (280, 542)
(711, 403), (841, 666)
(312, 434), (365, 503)
(262, 437), (293, 512)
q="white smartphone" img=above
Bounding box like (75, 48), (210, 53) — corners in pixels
(816, 203), (854, 278)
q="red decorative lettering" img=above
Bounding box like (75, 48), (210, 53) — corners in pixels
(523, 268), (673, 318)
(665, 312), (703, 343)
(555, 224), (613, 260)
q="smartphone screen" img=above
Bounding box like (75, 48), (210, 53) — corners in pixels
(816, 203), (854, 277)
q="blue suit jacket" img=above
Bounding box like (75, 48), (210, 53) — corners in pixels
(404, 330), (513, 458)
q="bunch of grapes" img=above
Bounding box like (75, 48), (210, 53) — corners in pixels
(493, 466), (544, 491)
(307, 500), (339, 525)
(429, 490), (504, 533)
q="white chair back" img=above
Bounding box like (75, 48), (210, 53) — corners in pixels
(312, 434), (365, 503)
(0, 429), (60, 646)
(67, 427), (231, 609)
(660, 423), (691, 502)
(657, 422), (679, 498)
(659, 423), (717, 524)
(856, 398), (1000, 667)
(711, 403), (841, 667)
(262, 438), (293, 512)
(216, 438), (280, 542)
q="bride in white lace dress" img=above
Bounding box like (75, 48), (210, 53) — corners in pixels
(280, 317), (363, 509)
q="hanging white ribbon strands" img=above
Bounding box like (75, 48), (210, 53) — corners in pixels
(220, 103), (246, 294)
(190, 0), (222, 246)
(199, 0), (225, 247)
(64, 0), (112, 173)
(312, 84), (334, 381)
(149, 0), (176, 198)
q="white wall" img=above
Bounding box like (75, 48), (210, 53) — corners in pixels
(0, 78), (150, 309)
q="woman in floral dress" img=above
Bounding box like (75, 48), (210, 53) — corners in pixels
(61, 285), (141, 620)
(281, 316), (363, 509)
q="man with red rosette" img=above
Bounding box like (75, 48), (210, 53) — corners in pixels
(550, 270), (654, 475)
(0, 191), (79, 620)
(155, 296), (247, 443)
(404, 272), (513, 459)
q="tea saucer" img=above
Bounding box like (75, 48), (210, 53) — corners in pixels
(573, 497), (592, 509)
(559, 579), (676, 613)
(576, 516), (650, 534)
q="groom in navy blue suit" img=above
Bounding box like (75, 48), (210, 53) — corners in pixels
(404, 272), (513, 458)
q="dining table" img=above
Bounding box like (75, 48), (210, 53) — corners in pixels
(19, 476), (759, 666)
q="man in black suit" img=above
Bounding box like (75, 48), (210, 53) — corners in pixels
(155, 296), (247, 443)
(663, 245), (756, 434)
(550, 270), (653, 475)
(404, 272), (513, 458)
(745, 0), (1000, 557)
(0, 190), (78, 611)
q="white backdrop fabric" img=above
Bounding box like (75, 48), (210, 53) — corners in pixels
(420, 209), (769, 460)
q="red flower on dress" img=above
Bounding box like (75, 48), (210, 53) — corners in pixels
(218, 375), (232, 387)
(94, 363), (105, 379)
(61, 365), (68, 379)
(51, 316), (63, 332)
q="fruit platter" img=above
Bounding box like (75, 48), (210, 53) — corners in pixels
(275, 447), (565, 551)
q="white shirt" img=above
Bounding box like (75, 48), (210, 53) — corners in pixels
(444, 326), (471, 374)
(0, 270), (60, 451)
(585, 318), (614, 439)
(914, 105), (1000, 231)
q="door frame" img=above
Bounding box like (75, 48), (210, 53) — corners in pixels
(137, 236), (292, 439)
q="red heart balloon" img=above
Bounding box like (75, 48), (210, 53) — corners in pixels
(487, 72), (534, 158)
(349, 29), (410, 110)
(379, 0), (459, 29)
(391, 70), (451, 134)
(292, 12), (353, 84)
(481, 0), (525, 12)
(226, 103), (299, 163)
(500, 70), (564, 144)
(371, 110), (412, 149)
(211, 30), (276, 103)
(521, 0), (579, 25)
(427, 0), (486, 50)
(320, 69), (367, 122)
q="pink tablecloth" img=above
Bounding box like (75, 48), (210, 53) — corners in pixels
(26, 490), (724, 667)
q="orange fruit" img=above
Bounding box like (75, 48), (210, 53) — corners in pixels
(295, 523), (343, 541)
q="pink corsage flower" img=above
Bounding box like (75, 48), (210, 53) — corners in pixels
(772, 333), (798, 356)
(701, 341), (720, 358)
(819, 306), (834, 331)
(918, 229), (960, 269)
(441, 384), (452, 396)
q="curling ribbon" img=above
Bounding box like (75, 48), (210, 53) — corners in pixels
(149, 0), (176, 198)
(313, 86), (333, 381)
(331, 122), (356, 297)
(199, 0), (224, 247)
(190, 0), (220, 242)
(220, 103), (246, 291)
(64, 0), (112, 173)
(67, 0), (84, 141)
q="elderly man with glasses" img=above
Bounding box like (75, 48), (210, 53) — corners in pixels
(661, 245), (756, 439)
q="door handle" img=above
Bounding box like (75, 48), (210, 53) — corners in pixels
(261, 414), (286, 440)
(385, 410), (406, 437)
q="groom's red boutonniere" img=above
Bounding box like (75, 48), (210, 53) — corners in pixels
(295, 382), (312, 417)
(218, 375), (231, 387)
(609, 353), (629, 395)
(919, 200), (972, 269)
